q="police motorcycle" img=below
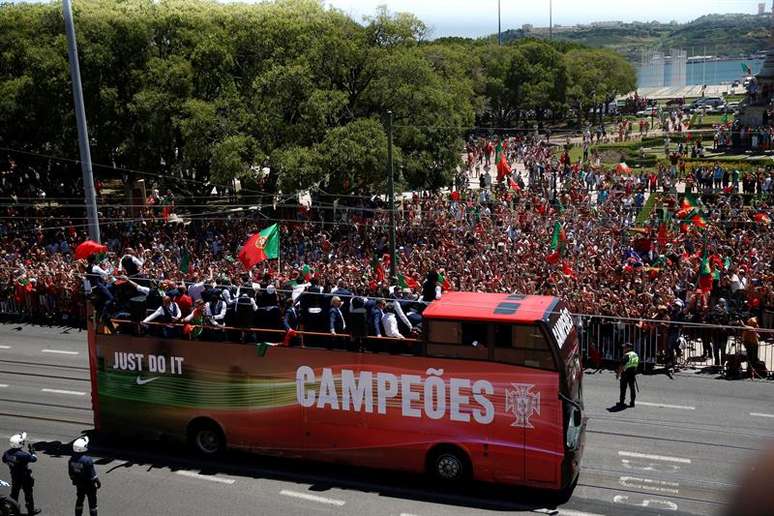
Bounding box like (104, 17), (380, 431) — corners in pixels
(0, 476), (20, 516)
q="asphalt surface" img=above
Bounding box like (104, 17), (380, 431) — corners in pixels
(0, 324), (772, 516)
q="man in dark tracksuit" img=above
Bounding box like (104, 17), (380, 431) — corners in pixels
(617, 343), (639, 408)
(69, 437), (100, 516)
(2, 432), (40, 515)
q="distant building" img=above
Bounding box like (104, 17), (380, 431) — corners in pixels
(758, 2), (766, 15)
(590, 21), (623, 28)
(521, 24), (533, 32)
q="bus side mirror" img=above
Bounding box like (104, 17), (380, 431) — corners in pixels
(573, 410), (582, 427)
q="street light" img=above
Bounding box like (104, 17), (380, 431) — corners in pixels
(498, 0), (501, 46)
(63, 0), (100, 242)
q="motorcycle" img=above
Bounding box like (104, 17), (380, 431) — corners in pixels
(0, 479), (19, 516)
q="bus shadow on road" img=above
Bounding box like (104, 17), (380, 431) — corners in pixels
(33, 432), (572, 512)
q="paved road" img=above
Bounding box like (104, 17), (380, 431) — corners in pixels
(0, 324), (772, 516)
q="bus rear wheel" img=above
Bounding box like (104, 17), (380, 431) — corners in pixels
(428, 446), (470, 483)
(188, 419), (225, 456)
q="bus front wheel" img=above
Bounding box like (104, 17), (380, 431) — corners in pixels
(428, 446), (470, 483)
(188, 419), (225, 456)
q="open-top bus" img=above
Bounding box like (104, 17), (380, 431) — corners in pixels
(88, 292), (585, 491)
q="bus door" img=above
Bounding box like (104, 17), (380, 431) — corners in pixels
(492, 324), (562, 486)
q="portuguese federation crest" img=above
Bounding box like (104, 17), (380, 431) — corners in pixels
(504, 383), (541, 428)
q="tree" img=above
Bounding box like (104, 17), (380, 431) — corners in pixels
(565, 48), (636, 124)
(317, 118), (390, 193)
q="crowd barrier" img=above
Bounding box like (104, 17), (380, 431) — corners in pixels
(0, 290), (86, 327)
(578, 316), (773, 380)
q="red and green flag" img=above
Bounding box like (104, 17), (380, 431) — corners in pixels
(550, 222), (565, 251)
(238, 224), (280, 269)
(397, 273), (419, 290)
(690, 213), (707, 229)
(698, 251), (713, 292)
(676, 193), (700, 219)
(437, 272), (451, 291)
(753, 212), (771, 225)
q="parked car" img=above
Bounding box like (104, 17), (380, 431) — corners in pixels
(689, 97), (725, 112)
(705, 103), (729, 114)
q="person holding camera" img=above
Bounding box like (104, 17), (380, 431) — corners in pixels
(2, 432), (40, 515)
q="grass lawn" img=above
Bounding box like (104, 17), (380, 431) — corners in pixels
(689, 113), (732, 128)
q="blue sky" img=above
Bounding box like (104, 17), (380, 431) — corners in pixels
(324, 0), (767, 37)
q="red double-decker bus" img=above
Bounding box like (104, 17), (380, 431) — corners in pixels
(88, 292), (585, 492)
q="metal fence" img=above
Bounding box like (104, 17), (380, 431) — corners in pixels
(577, 316), (773, 380)
(0, 293), (86, 327)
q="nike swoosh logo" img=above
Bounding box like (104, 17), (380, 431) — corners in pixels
(136, 376), (160, 385)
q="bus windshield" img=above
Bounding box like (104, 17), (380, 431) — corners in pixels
(546, 302), (582, 399)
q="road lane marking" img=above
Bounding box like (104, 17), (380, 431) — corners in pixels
(619, 476), (679, 494)
(41, 388), (85, 396)
(557, 511), (607, 516)
(613, 495), (678, 511)
(750, 412), (774, 418)
(0, 346), (11, 350)
(176, 470), (236, 484)
(636, 401), (695, 410)
(618, 451), (691, 464)
(41, 349), (79, 355)
(622, 459), (681, 473)
(0, 385), (7, 388)
(279, 489), (346, 506)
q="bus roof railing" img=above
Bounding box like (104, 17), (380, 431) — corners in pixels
(107, 318), (421, 343)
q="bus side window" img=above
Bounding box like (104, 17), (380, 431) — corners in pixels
(493, 324), (557, 370)
(426, 320), (489, 360)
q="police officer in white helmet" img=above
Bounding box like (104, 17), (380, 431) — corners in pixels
(68, 436), (100, 516)
(2, 432), (41, 514)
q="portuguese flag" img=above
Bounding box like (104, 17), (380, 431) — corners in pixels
(550, 222), (565, 250)
(753, 212), (771, 225)
(690, 213), (707, 229)
(676, 193), (699, 219)
(397, 273), (419, 290)
(238, 224), (280, 269)
(437, 272), (451, 291)
(698, 251), (713, 292)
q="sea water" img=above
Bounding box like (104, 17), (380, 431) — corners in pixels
(638, 58), (764, 87)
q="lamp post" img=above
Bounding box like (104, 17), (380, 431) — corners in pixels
(63, 0), (100, 241)
(498, 0), (501, 46)
(386, 111), (397, 280)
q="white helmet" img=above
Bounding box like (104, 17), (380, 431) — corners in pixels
(73, 436), (89, 453)
(9, 432), (27, 449)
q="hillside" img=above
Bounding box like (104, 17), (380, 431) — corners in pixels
(500, 13), (770, 62)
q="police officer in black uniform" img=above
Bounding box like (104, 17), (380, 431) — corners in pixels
(68, 436), (100, 516)
(2, 432), (41, 515)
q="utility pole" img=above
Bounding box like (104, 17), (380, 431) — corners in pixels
(63, 0), (100, 242)
(549, 0), (553, 40)
(386, 111), (397, 281)
(498, 0), (502, 46)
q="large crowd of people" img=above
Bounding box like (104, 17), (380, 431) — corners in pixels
(1, 134), (772, 368)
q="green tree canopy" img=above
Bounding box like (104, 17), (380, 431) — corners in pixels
(0, 0), (636, 196)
